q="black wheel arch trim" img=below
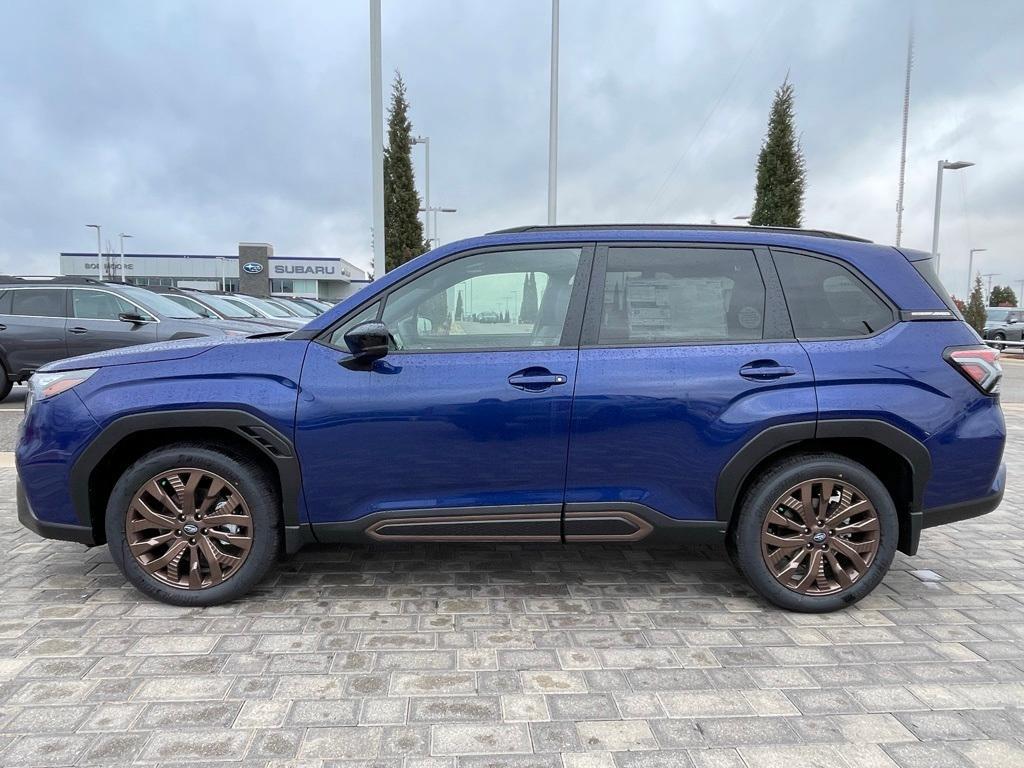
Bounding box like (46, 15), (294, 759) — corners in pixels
(716, 418), (932, 553)
(69, 408), (309, 552)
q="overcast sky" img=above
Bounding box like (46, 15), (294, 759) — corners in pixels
(1, 0), (1020, 298)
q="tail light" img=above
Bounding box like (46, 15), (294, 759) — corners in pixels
(945, 346), (1002, 394)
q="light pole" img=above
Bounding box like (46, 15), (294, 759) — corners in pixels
(118, 233), (132, 283)
(369, 0), (385, 276)
(547, 0), (559, 225)
(931, 159), (973, 275)
(419, 206), (457, 248)
(982, 273), (999, 300)
(86, 224), (102, 280)
(412, 136), (430, 245)
(217, 257), (226, 291)
(967, 248), (986, 298)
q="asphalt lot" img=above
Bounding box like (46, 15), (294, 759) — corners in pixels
(0, 365), (1022, 766)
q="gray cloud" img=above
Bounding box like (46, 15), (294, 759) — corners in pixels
(0, 0), (1021, 298)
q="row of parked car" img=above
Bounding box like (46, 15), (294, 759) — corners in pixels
(0, 276), (331, 400)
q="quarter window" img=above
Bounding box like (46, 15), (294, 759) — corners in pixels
(773, 251), (893, 338)
(378, 248), (583, 351)
(328, 302), (380, 349)
(599, 248), (765, 344)
(11, 289), (65, 318)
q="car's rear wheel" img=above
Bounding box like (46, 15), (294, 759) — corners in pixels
(992, 332), (1006, 351)
(732, 453), (897, 612)
(0, 362), (11, 403)
(105, 444), (280, 606)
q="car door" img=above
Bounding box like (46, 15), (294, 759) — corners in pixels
(0, 287), (69, 375)
(295, 245), (592, 540)
(563, 244), (817, 539)
(67, 288), (158, 355)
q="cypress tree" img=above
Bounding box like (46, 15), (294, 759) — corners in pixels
(455, 291), (464, 321)
(750, 79), (806, 228)
(384, 72), (425, 272)
(519, 273), (539, 324)
(963, 274), (987, 335)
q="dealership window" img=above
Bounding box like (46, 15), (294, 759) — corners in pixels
(126, 276), (174, 288)
(271, 279), (317, 295)
(599, 247), (765, 344)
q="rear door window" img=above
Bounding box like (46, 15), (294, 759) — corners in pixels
(10, 289), (66, 318)
(773, 251), (894, 339)
(598, 247), (765, 344)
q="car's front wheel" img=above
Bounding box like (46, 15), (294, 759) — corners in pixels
(732, 453), (897, 612)
(105, 443), (280, 606)
(991, 332), (1006, 351)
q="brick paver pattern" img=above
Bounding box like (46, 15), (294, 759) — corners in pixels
(2, 408), (1023, 767)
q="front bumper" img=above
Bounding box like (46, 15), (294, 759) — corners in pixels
(17, 476), (96, 546)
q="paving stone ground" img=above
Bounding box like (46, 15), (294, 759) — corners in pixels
(1, 408), (1022, 767)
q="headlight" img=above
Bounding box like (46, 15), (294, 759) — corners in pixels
(26, 369), (98, 412)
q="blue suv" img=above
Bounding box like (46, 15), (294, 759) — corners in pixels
(16, 226), (1006, 611)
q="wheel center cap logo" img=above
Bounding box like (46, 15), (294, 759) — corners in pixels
(811, 531), (828, 544)
(182, 523), (199, 535)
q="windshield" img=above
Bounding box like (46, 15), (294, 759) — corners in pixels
(987, 308), (1011, 324)
(197, 292), (259, 318)
(272, 298), (318, 317)
(119, 285), (202, 319)
(237, 295), (293, 318)
(167, 295), (217, 318)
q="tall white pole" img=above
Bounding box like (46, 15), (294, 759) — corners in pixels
(118, 233), (131, 283)
(931, 160), (944, 273)
(547, 0), (559, 225)
(369, 0), (386, 276)
(87, 225), (102, 281)
(895, 27), (913, 246)
(423, 137), (430, 246)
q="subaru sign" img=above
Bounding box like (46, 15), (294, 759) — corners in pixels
(242, 261), (264, 274)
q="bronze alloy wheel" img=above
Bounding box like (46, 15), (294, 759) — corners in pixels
(125, 468), (253, 590)
(760, 477), (880, 596)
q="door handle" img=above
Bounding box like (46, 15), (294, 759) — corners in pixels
(508, 368), (568, 391)
(739, 361), (796, 380)
(68, 327), (88, 335)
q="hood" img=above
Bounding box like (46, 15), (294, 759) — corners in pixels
(41, 337), (221, 373)
(187, 318), (279, 334)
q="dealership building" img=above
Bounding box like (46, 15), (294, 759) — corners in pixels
(59, 243), (369, 301)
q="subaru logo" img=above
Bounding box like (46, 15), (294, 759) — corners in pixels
(811, 531), (828, 544)
(242, 261), (264, 274)
(182, 523), (199, 536)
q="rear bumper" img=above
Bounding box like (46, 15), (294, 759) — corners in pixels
(17, 476), (96, 547)
(902, 462), (1005, 556)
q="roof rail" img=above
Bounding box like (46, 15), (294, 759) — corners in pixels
(0, 275), (108, 285)
(486, 223), (872, 243)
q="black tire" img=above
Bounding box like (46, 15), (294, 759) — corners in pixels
(732, 452), (898, 613)
(105, 443), (280, 606)
(0, 361), (11, 403)
(992, 332), (1006, 351)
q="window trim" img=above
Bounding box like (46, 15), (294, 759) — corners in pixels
(768, 246), (898, 342)
(316, 243), (596, 355)
(579, 242), (793, 349)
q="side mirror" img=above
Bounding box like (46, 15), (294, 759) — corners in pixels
(344, 321), (390, 361)
(118, 312), (152, 325)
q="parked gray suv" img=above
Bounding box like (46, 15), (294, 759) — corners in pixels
(0, 277), (264, 400)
